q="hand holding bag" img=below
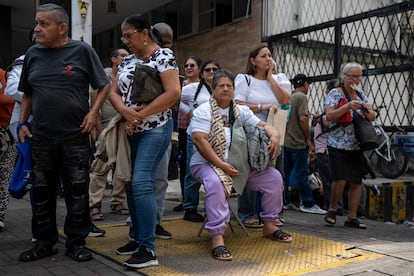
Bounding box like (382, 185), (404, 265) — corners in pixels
(266, 106), (288, 146)
(9, 139), (32, 199)
(342, 86), (378, 150)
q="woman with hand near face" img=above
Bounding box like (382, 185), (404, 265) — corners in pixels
(323, 62), (375, 229)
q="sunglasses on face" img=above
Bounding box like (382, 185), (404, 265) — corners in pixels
(204, 67), (218, 73)
(184, 63), (196, 69)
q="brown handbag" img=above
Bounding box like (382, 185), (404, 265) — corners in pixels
(130, 64), (164, 105)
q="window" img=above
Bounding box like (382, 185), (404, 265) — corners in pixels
(196, 0), (251, 32)
(178, 0), (192, 36)
(234, 0), (251, 19)
(198, 0), (214, 32)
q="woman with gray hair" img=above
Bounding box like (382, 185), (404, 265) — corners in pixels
(323, 62), (376, 229)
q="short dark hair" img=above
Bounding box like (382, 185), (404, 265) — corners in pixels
(212, 69), (234, 90)
(292, 73), (311, 89)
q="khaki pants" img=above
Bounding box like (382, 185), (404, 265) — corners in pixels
(89, 158), (127, 209)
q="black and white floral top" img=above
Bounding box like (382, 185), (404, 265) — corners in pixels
(324, 87), (369, 150)
(117, 48), (178, 132)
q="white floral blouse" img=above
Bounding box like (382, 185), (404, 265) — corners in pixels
(117, 48), (178, 132)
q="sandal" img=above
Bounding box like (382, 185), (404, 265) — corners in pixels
(111, 205), (129, 215)
(275, 218), (284, 227)
(242, 218), (264, 228)
(266, 229), (293, 243)
(212, 245), (232, 261)
(344, 218), (367, 229)
(19, 244), (58, 262)
(91, 207), (104, 221)
(324, 210), (336, 226)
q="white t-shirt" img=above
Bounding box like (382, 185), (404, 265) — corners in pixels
(179, 82), (211, 114)
(189, 102), (260, 166)
(234, 73), (291, 121)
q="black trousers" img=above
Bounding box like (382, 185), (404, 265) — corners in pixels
(31, 134), (91, 249)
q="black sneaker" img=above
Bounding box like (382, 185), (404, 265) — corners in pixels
(116, 241), (139, 255)
(124, 247), (159, 269)
(155, 224), (172, 240)
(183, 209), (205, 222)
(173, 203), (184, 212)
(88, 224), (106, 237)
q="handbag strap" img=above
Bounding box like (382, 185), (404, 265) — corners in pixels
(342, 85), (364, 102)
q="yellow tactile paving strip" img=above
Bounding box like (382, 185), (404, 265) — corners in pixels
(84, 218), (383, 275)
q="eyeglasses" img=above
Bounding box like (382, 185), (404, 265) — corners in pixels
(184, 63), (196, 69)
(204, 67), (218, 73)
(120, 29), (142, 43)
(345, 73), (362, 80)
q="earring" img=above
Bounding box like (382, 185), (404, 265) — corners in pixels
(144, 40), (147, 46)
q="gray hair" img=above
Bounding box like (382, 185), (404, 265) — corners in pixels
(153, 22), (173, 37)
(37, 3), (69, 25)
(212, 69), (235, 90)
(341, 62), (363, 76)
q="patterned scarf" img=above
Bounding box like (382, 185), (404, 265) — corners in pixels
(208, 97), (240, 195)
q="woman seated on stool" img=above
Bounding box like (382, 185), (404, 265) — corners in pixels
(189, 69), (292, 261)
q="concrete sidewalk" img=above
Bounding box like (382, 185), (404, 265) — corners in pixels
(0, 179), (413, 275)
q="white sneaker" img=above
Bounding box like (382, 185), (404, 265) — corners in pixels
(299, 204), (327, 215)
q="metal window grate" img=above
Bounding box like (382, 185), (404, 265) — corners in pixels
(264, 0), (414, 130)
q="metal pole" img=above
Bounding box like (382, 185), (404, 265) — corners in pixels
(333, 0), (342, 77)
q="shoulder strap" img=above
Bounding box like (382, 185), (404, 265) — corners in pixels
(193, 80), (212, 104)
(6, 58), (24, 72)
(244, 74), (251, 86)
(341, 85), (351, 102)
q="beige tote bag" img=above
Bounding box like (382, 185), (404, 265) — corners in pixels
(266, 106), (288, 146)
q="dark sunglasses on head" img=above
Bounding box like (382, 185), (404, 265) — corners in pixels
(204, 67), (218, 73)
(184, 63), (196, 68)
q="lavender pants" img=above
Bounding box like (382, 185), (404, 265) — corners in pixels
(190, 163), (284, 237)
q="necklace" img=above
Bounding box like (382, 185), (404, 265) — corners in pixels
(138, 46), (160, 63)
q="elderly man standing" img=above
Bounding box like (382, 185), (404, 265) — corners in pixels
(17, 3), (110, 262)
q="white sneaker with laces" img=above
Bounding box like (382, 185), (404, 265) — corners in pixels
(299, 204), (327, 215)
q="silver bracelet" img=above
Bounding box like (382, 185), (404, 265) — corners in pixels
(258, 104), (262, 112)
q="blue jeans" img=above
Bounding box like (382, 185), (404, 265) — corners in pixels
(154, 142), (171, 224)
(237, 187), (260, 221)
(283, 147), (314, 207)
(126, 120), (172, 253)
(183, 134), (201, 210)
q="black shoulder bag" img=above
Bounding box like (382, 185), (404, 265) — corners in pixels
(342, 86), (378, 150)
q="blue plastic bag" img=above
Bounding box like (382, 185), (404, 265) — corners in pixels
(9, 140), (32, 199)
